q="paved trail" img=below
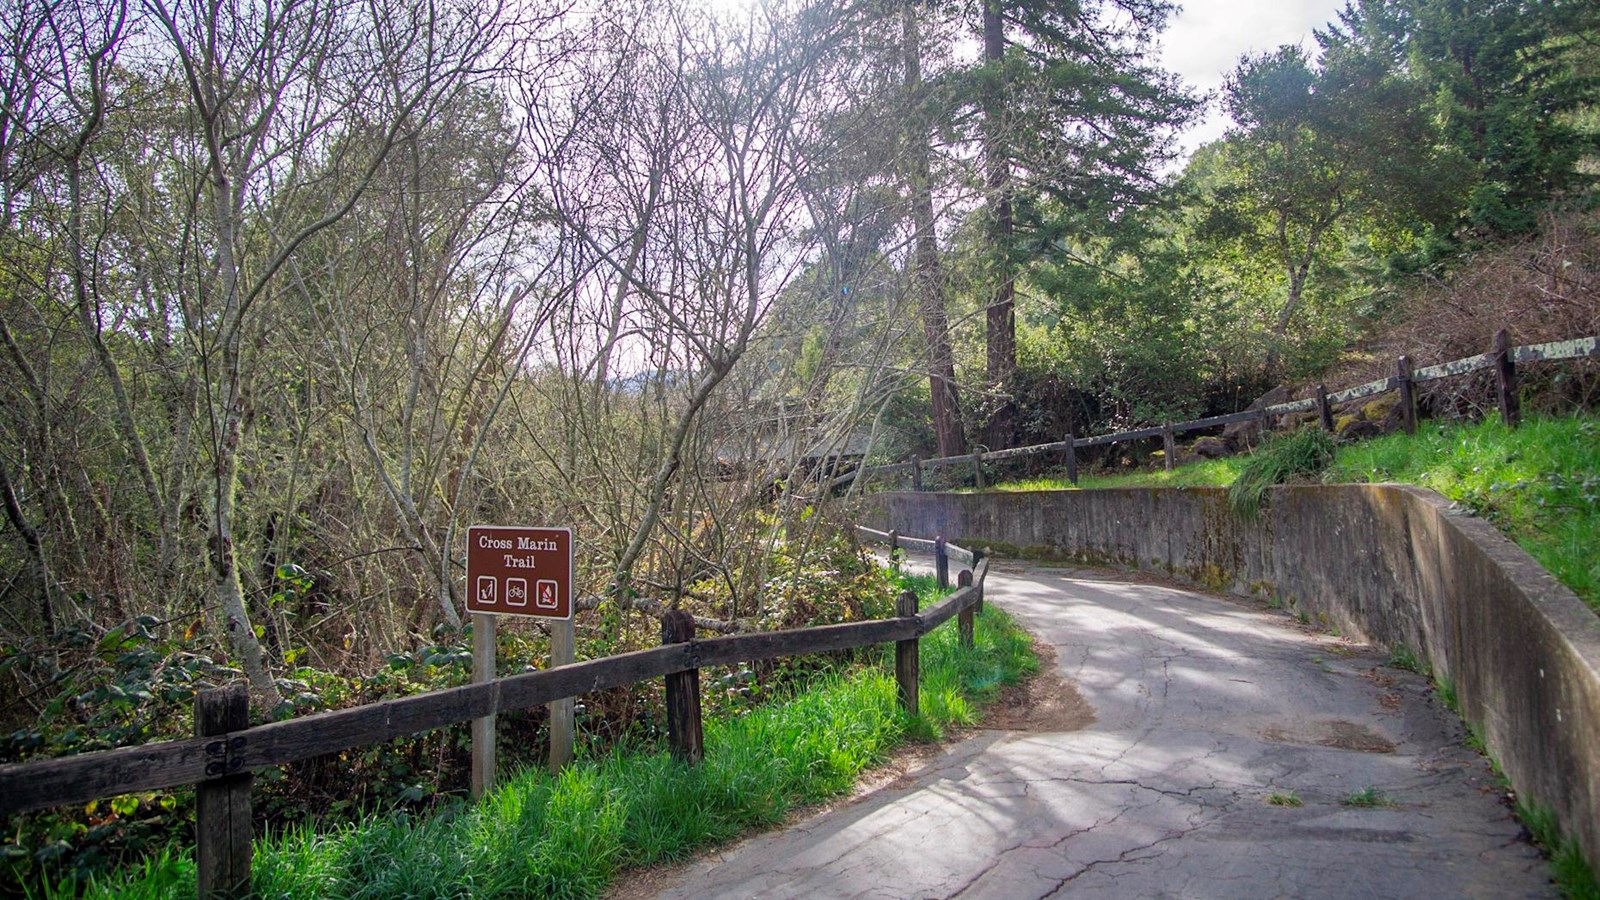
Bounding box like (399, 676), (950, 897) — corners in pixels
(641, 562), (1554, 899)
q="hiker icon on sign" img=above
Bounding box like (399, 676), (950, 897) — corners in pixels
(536, 579), (558, 609)
(476, 576), (496, 605)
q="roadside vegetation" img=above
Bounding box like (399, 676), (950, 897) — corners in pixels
(38, 571), (1034, 900)
(1328, 416), (1600, 609)
(1519, 802), (1600, 900)
(1432, 676), (1600, 900)
(3, 525), (1011, 890)
(1340, 787), (1395, 808)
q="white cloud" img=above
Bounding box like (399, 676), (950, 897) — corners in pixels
(1160, 0), (1349, 160)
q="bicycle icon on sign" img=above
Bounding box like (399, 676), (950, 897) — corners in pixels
(506, 578), (529, 606)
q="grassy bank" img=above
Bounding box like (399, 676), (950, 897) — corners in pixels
(990, 456), (1247, 492)
(1327, 415), (1599, 609)
(56, 583), (1034, 899)
(984, 414), (1600, 611)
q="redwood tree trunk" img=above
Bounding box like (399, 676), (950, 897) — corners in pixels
(980, 0), (1017, 450)
(903, 0), (966, 458)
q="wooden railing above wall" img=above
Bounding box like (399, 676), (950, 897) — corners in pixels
(842, 331), (1597, 489)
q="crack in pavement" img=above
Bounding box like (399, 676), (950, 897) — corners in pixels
(1037, 818), (1213, 900)
(945, 797), (1145, 899)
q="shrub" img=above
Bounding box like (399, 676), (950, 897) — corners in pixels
(1228, 427), (1338, 518)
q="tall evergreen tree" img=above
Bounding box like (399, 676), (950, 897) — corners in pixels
(969, 0), (1196, 448)
(904, 0), (968, 457)
(1340, 0), (1600, 232)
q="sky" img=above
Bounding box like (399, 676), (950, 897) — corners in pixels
(690, 0), (1355, 165)
(1158, 0), (1350, 159)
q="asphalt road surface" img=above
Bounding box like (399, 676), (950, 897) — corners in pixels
(640, 561), (1554, 899)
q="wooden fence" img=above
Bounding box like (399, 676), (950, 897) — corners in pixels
(0, 538), (986, 898)
(849, 330), (1598, 489)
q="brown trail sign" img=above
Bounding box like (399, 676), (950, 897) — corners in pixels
(465, 525), (575, 798)
(466, 525), (573, 619)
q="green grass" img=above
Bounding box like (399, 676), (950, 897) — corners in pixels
(1325, 415), (1600, 609)
(1386, 643), (1426, 675)
(1340, 787), (1395, 808)
(1435, 676), (1459, 713)
(984, 414), (1600, 611)
(1517, 802), (1600, 900)
(1265, 791), (1302, 808)
(1227, 428), (1338, 518)
(890, 569), (944, 606)
(66, 603), (1036, 899)
(982, 456), (1246, 492)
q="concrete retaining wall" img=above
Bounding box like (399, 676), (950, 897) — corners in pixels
(860, 485), (1600, 866)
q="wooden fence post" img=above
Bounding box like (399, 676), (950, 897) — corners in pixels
(1254, 407), (1269, 446)
(934, 535), (949, 591)
(973, 449), (986, 489)
(887, 529), (899, 569)
(1065, 433), (1078, 486)
(1494, 329), (1520, 428)
(957, 569), (974, 649)
(196, 684), (251, 900)
(470, 613), (496, 799)
(661, 610), (703, 765)
(1161, 425), (1175, 472)
(1317, 383), (1334, 432)
(548, 618), (575, 774)
(1396, 355), (1417, 435)
(911, 456), (923, 492)
(895, 589), (919, 717)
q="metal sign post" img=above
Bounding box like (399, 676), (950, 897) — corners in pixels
(465, 525), (574, 798)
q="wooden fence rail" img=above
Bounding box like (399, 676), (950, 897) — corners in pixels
(1, 539), (988, 900)
(856, 525), (979, 570)
(846, 330), (1597, 489)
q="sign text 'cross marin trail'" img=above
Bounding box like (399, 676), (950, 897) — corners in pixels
(466, 525), (573, 619)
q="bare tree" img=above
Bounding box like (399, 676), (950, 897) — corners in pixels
(0, 0), (144, 643)
(139, 0), (521, 706)
(512, 0), (912, 623)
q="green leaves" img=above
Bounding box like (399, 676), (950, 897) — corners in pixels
(1336, 0), (1598, 234)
